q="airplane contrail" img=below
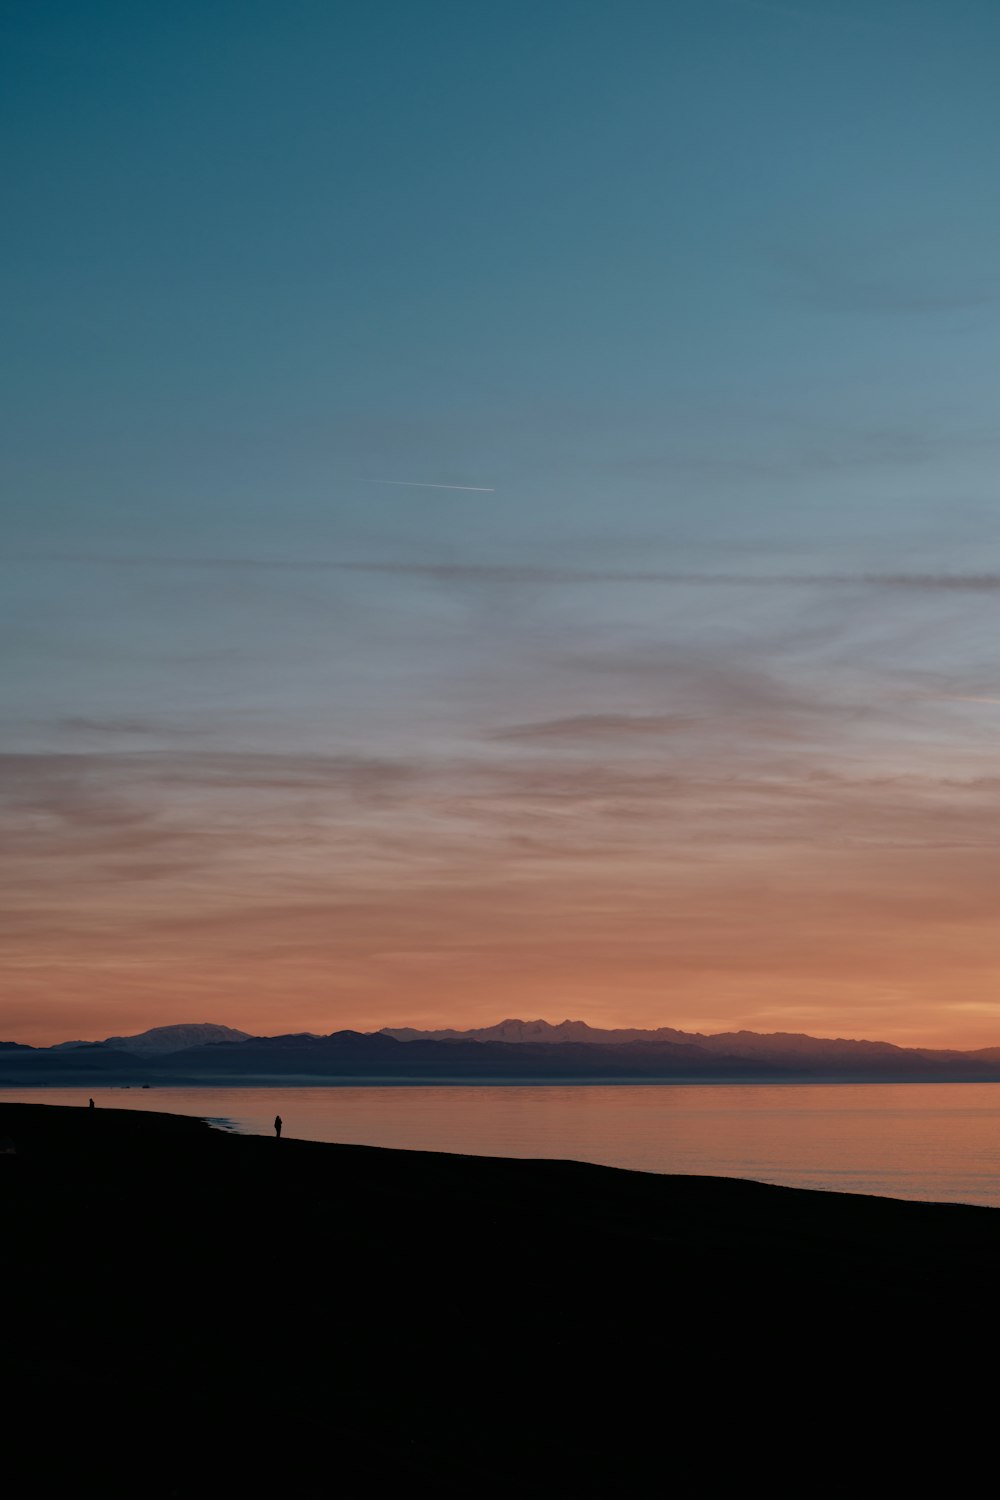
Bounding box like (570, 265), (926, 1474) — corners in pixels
(355, 478), (496, 493)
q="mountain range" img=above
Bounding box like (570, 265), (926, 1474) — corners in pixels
(381, 1016), (1000, 1063)
(4, 1017), (1000, 1083)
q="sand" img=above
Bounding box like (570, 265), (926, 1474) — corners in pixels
(2, 1101), (993, 1494)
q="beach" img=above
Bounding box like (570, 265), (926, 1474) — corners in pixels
(7, 1079), (1000, 1206)
(2, 1101), (995, 1493)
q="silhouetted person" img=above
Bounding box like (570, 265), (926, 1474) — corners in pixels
(88, 1098), (95, 1110)
(274, 1115), (282, 1139)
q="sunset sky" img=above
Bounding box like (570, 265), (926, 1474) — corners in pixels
(5, 2), (1000, 1046)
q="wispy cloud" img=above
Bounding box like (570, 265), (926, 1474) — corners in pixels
(913, 695), (1000, 707)
(40, 555), (1000, 590)
(353, 478), (496, 492)
(491, 714), (697, 742)
(337, 565), (1000, 593)
(58, 716), (206, 739)
(7, 739), (1000, 1044)
(60, 716), (168, 736)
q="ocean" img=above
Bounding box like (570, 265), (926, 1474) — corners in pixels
(4, 1080), (1000, 1208)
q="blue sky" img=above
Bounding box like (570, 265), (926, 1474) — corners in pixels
(5, 1), (1000, 1043)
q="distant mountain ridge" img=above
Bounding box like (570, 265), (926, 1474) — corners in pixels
(382, 1018), (684, 1046)
(6, 1017), (1000, 1083)
(52, 1023), (252, 1055)
(380, 1017), (1000, 1063)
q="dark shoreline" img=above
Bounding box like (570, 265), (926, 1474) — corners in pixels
(3, 1101), (994, 1491)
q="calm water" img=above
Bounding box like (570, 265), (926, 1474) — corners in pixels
(5, 1081), (1000, 1207)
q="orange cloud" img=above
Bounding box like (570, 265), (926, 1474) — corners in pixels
(5, 744), (1000, 1047)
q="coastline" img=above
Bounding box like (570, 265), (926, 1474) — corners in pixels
(3, 1101), (996, 1490)
(7, 1080), (1000, 1208)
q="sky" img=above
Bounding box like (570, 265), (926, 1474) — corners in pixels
(5, 1), (1000, 1047)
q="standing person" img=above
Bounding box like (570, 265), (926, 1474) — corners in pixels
(274, 1114), (282, 1139)
(88, 1098), (95, 1110)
